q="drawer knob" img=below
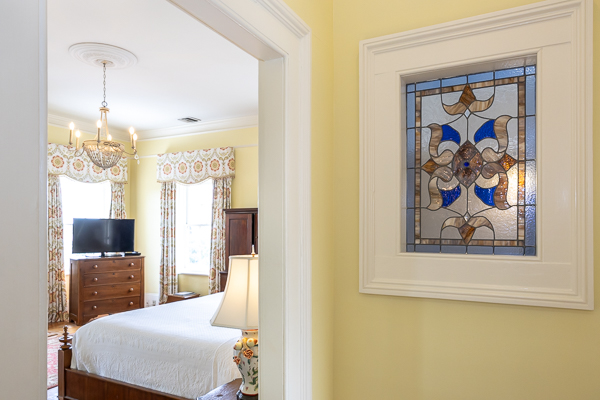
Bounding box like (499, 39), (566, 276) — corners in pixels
(129, 288), (134, 292)
(92, 291), (98, 296)
(92, 305), (97, 310)
(129, 275), (135, 279)
(93, 265), (98, 269)
(129, 301), (134, 306)
(93, 277), (98, 282)
(129, 263), (134, 266)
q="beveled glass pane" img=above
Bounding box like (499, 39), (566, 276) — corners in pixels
(416, 79), (440, 91)
(406, 208), (415, 244)
(526, 161), (536, 205)
(442, 75), (467, 87)
(468, 71), (493, 83)
(441, 245), (466, 254)
(525, 206), (535, 246)
(495, 67), (524, 79)
(525, 65), (536, 75)
(406, 168), (415, 208)
(495, 247), (524, 256)
(467, 246), (494, 255)
(526, 75), (536, 115)
(415, 244), (440, 253)
(526, 116), (536, 160)
(407, 129), (415, 168)
(407, 92), (415, 128)
(407, 84), (415, 92)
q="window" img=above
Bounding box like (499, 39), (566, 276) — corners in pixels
(61, 177), (111, 273)
(176, 180), (213, 275)
(405, 66), (536, 256)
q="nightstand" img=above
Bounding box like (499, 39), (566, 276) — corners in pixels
(198, 379), (242, 400)
(166, 293), (200, 303)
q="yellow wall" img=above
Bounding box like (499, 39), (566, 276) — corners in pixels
(130, 127), (258, 296)
(48, 125), (132, 214)
(280, 1), (335, 399)
(330, 0), (600, 399)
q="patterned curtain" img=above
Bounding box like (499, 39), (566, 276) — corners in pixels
(209, 177), (232, 294)
(48, 175), (68, 323)
(109, 182), (127, 219)
(159, 182), (177, 303)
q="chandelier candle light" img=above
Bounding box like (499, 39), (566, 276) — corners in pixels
(68, 61), (139, 170)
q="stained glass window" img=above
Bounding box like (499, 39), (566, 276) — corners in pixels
(405, 65), (536, 256)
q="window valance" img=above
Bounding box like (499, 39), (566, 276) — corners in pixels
(156, 147), (235, 184)
(48, 143), (128, 183)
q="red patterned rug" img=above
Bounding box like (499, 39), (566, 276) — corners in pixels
(47, 335), (61, 389)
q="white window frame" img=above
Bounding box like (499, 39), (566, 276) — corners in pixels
(60, 176), (112, 272)
(176, 180), (213, 276)
(359, 0), (593, 309)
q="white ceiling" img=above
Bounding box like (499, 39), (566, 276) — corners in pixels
(48, 0), (258, 140)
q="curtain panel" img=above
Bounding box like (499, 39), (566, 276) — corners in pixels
(156, 147), (235, 295)
(110, 182), (127, 219)
(159, 182), (177, 304)
(48, 175), (68, 323)
(48, 143), (128, 183)
(209, 177), (232, 294)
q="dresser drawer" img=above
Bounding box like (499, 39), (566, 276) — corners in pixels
(80, 258), (142, 274)
(83, 271), (141, 287)
(82, 283), (141, 301)
(83, 297), (140, 316)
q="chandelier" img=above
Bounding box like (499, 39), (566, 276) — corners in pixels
(68, 61), (138, 170)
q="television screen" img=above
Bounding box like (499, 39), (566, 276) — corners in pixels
(73, 218), (135, 254)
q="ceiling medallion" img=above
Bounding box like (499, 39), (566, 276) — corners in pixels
(67, 58), (139, 170)
(68, 42), (138, 69)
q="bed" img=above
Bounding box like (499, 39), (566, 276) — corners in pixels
(58, 293), (241, 400)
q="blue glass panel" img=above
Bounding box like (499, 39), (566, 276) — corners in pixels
(467, 246), (493, 255)
(406, 169), (415, 208)
(442, 76), (467, 87)
(468, 71), (494, 83)
(474, 120), (496, 143)
(441, 245), (466, 254)
(407, 129), (415, 168)
(495, 67), (524, 79)
(415, 244), (440, 253)
(406, 244), (415, 252)
(526, 75), (536, 115)
(406, 208), (415, 244)
(495, 247), (524, 256)
(526, 116), (536, 160)
(525, 206), (536, 247)
(525, 247), (536, 256)
(526, 161), (536, 205)
(407, 93), (415, 128)
(416, 80), (440, 91)
(441, 125), (461, 144)
(474, 185), (496, 206)
(407, 84), (415, 92)
(525, 65), (536, 75)
(441, 186), (461, 207)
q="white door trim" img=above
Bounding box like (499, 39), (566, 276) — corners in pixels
(167, 1), (312, 398)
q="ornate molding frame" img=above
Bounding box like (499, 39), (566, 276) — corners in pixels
(359, 0), (593, 309)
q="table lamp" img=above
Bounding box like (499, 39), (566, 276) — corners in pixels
(210, 254), (259, 399)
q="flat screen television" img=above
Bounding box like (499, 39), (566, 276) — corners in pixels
(73, 218), (135, 255)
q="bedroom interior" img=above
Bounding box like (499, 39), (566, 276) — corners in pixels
(5, 0), (600, 400)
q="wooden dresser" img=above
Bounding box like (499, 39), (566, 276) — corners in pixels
(69, 255), (145, 325)
(219, 208), (258, 292)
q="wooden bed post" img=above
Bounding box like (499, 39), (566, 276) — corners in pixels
(58, 326), (72, 400)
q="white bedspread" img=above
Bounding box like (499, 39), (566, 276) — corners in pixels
(71, 293), (241, 399)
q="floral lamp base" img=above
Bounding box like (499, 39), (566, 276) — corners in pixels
(233, 329), (259, 398)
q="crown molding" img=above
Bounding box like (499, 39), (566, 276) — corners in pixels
(136, 115), (258, 141)
(48, 113), (258, 141)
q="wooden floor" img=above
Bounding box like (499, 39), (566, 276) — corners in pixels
(48, 322), (79, 400)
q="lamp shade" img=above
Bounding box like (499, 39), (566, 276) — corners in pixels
(210, 255), (259, 330)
